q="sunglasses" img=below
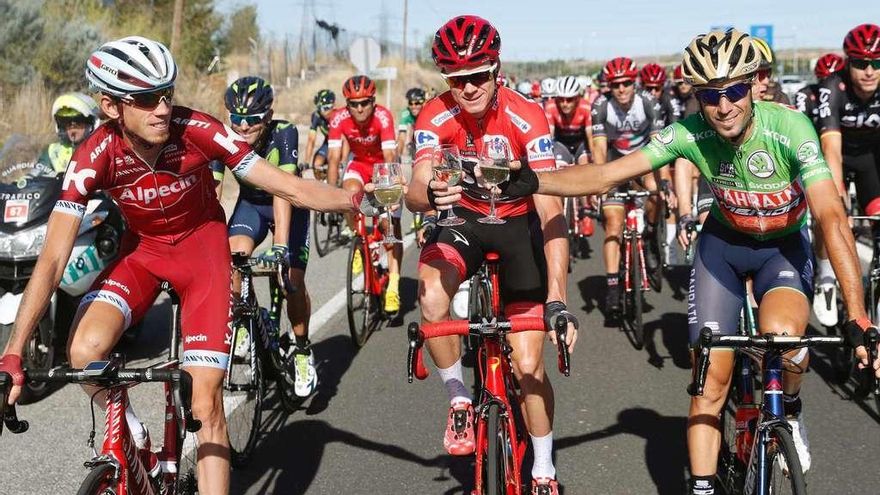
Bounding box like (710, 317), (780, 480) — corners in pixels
(556, 96), (578, 103)
(229, 112), (267, 126)
(444, 70), (494, 89)
(645, 85), (663, 92)
(122, 87), (174, 110)
(347, 98), (375, 109)
(408, 100), (425, 106)
(695, 81), (751, 105)
(850, 59), (880, 70)
(610, 80), (635, 89)
(319, 104), (334, 112)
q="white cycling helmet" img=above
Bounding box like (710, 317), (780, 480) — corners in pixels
(516, 81), (533, 96)
(577, 75), (592, 91)
(555, 76), (581, 98)
(540, 77), (557, 97)
(86, 36), (177, 97)
(52, 92), (100, 137)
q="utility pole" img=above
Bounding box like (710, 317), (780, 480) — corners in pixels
(171, 0), (184, 53)
(402, 0), (408, 68)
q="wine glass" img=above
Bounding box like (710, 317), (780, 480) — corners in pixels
(432, 144), (466, 227)
(371, 162), (404, 244)
(477, 139), (510, 225)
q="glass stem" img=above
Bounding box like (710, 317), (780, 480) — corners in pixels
(386, 208), (395, 239)
(489, 191), (498, 217)
(446, 204), (458, 220)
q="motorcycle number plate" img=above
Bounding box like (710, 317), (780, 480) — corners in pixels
(3, 199), (29, 223)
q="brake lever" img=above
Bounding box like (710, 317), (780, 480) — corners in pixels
(554, 317), (572, 377)
(687, 327), (713, 396)
(173, 370), (202, 435)
(276, 257), (296, 296)
(0, 373), (29, 436)
(407, 322), (428, 382)
(866, 328), (880, 396)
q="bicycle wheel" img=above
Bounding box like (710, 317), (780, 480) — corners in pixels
(75, 464), (118, 495)
(484, 403), (515, 495)
(177, 434), (199, 495)
(629, 235), (645, 349)
(312, 210), (330, 257)
(763, 424), (807, 495)
(347, 236), (370, 347)
(266, 296), (301, 413)
(652, 202), (666, 292)
(225, 318), (264, 467)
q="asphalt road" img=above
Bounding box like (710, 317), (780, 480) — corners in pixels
(1, 215), (879, 494)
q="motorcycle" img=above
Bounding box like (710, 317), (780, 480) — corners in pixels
(0, 136), (123, 402)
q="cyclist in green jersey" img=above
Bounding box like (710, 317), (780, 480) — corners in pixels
(396, 87), (425, 159)
(494, 29), (878, 495)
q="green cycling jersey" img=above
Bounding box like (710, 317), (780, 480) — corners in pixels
(642, 101), (832, 240)
(398, 108), (416, 133)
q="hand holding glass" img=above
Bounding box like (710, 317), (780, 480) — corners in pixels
(477, 140), (510, 224)
(432, 144), (466, 226)
(372, 162), (404, 243)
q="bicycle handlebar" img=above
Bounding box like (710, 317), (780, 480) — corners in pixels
(406, 316), (571, 383)
(687, 327), (851, 397)
(606, 190), (654, 200)
(0, 363), (202, 437)
(233, 255), (296, 296)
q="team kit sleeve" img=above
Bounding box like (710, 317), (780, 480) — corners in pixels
(210, 159), (225, 182)
(519, 102), (557, 172)
(379, 107), (397, 152)
(641, 121), (686, 171)
(309, 112), (321, 132)
(412, 103), (444, 164)
(590, 98), (608, 138)
(816, 78), (842, 135)
(272, 122), (300, 174)
(184, 110), (259, 180)
(55, 133), (108, 218)
(786, 111), (833, 186)
(327, 110), (345, 149)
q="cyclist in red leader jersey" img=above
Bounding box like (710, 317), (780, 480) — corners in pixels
(0, 36), (377, 495)
(326, 75), (403, 313)
(404, 15), (578, 495)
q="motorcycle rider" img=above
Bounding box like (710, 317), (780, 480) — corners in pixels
(38, 93), (101, 174)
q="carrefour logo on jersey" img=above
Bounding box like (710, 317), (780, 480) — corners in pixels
(526, 135), (554, 162)
(414, 130), (439, 151)
(747, 151), (776, 179)
(115, 171), (199, 209)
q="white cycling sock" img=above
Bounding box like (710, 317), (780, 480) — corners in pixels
(530, 431), (556, 480)
(816, 257), (835, 286)
(126, 402), (147, 449)
(437, 358), (470, 405)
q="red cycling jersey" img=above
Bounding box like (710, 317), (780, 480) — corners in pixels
(544, 97), (591, 152)
(414, 86), (556, 218)
(55, 106), (258, 370)
(327, 105), (396, 184)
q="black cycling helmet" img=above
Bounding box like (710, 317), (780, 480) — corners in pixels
(225, 76), (274, 114)
(405, 87), (426, 104)
(314, 89), (336, 107)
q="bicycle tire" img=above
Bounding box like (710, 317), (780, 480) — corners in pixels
(312, 210), (330, 257)
(763, 424), (807, 495)
(484, 403), (513, 495)
(717, 375), (747, 494)
(75, 464), (119, 495)
(653, 203), (666, 292)
(226, 317), (264, 468)
(347, 236), (370, 347)
(630, 235), (645, 349)
(265, 290), (301, 413)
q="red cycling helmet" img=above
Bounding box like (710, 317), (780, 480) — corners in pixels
(640, 63), (667, 87)
(843, 23), (880, 59)
(342, 75), (376, 100)
(814, 53), (845, 80)
(672, 64), (684, 83)
(432, 15), (501, 74)
(603, 57), (638, 81)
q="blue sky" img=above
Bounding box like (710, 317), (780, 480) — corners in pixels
(218, 0), (869, 61)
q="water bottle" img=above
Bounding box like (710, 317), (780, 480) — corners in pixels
(734, 404), (759, 464)
(450, 279), (471, 319)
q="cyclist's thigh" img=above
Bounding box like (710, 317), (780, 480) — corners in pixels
(228, 198), (271, 248)
(342, 160), (370, 190)
(844, 148), (880, 212)
(602, 185), (625, 210)
(689, 220), (747, 345)
(419, 207), (485, 293)
(160, 220), (234, 371)
(486, 211), (547, 306)
(751, 228), (812, 334)
(574, 143), (589, 164)
(283, 207), (311, 271)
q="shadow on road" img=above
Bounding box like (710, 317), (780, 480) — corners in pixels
(644, 312), (691, 370)
(664, 265), (691, 302)
(302, 334), (360, 416)
(576, 275), (605, 318)
(556, 407), (688, 495)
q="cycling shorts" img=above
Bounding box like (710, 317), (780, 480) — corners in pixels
(687, 216), (813, 346)
(315, 141), (329, 160)
(696, 177), (714, 216)
(227, 198), (311, 271)
(79, 220), (233, 370)
(843, 143), (880, 214)
(419, 207), (548, 306)
(603, 180), (647, 209)
(342, 160), (402, 219)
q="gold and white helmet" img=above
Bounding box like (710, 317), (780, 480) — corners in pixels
(681, 29), (761, 86)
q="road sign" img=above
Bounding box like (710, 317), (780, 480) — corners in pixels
(370, 67), (398, 80)
(348, 37), (381, 73)
(750, 25), (774, 48)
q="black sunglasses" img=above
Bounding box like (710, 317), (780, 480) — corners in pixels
(123, 87), (174, 110)
(609, 80), (634, 89)
(347, 98), (375, 109)
(850, 59), (880, 70)
(695, 81), (751, 105)
(445, 70), (494, 89)
(556, 96), (579, 103)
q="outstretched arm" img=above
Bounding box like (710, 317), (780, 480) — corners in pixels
(534, 149), (655, 197)
(245, 157), (356, 213)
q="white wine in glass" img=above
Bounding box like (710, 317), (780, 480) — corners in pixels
(372, 162), (404, 243)
(477, 140), (510, 224)
(433, 144), (466, 227)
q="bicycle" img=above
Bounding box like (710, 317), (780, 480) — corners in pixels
(407, 252), (573, 494)
(346, 211), (393, 347)
(226, 253), (298, 466)
(0, 353), (201, 495)
(563, 195), (594, 264)
(607, 189), (655, 350)
(689, 327), (880, 495)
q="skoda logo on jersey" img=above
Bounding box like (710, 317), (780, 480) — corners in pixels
(747, 151), (776, 179)
(414, 130), (438, 152)
(657, 126), (675, 145)
(796, 141), (820, 164)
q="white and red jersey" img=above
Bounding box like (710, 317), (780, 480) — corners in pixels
(414, 86), (556, 218)
(327, 105), (396, 164)
(544, 97), (591, 151)
(56, 106), (258, 243)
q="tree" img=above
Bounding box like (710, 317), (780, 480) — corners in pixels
(0, 1), (44, 86)
(225, 3), (260, 55)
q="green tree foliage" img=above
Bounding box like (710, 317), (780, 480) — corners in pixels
(0, 1), (45, 86)
(225, 3), (260, 55)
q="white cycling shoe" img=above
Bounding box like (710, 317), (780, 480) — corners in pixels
(293, 347), (318, 398)
(812, 283), (838, 327)
(233, 326), (250, 359)
(779, 411), (811, 474)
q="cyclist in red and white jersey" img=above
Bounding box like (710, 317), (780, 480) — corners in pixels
(544, 75), (592, 164)
(0, 36), (378, 495)
(326, 75), (403, 313)
(404, 15), (578, 495)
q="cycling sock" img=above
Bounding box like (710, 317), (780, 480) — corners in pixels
(388, 272), (400, 292)
(294, 334), (310, 350)
(126, 403), (147, 449)
(783, 394), (802, 416)
(437, 358), (470, 404)
(530, 431), (556, 480)
(607, 273), (619, 287)
(816, 257), (834, 286)
(689, 475), (715, 495)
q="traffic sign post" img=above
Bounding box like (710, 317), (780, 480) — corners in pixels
(750, 25), (774, 48)
(348, 37), (382, 74)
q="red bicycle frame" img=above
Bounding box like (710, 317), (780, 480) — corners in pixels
(621, 193), (651, 295)
(354, 212), (389, 299)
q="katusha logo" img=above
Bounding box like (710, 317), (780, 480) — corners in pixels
(116, 171), (199, 210)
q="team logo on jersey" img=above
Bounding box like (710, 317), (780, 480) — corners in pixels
(483, 135), (513, 158)
(796, 141), (820, 164)
(63, 161), (97, 196)
(657, 126), (675, 145)
(504, 108), (531, 133)
(115, 171), (199, 210)
(747, 151), (776, 179)
(414, 130), (439, 151)
(525, 135), (554, 163)
(719, 161), (735, 177)
(430, 106), (460, 127)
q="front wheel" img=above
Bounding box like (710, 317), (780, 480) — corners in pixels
(347, 237), (370, 347)
(312, 211), (330, 257)
(621, 235), (645, 349)
(763, 425), (807, 495)
(484, 403), (515, 495)
(75, 464), (118, 495)
(225, 318), (264, 468)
